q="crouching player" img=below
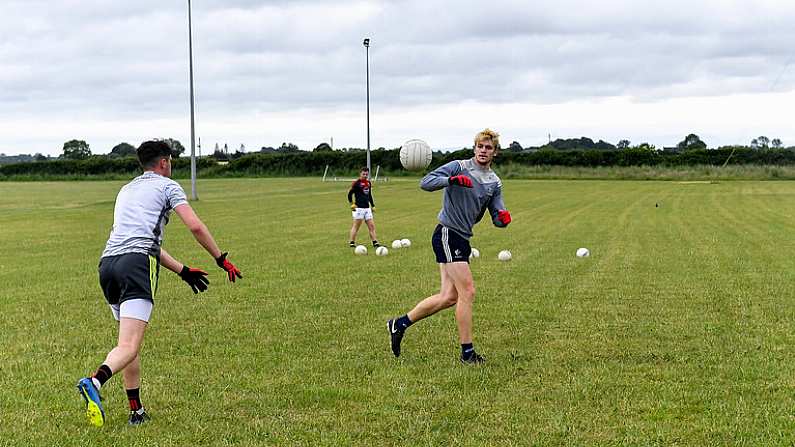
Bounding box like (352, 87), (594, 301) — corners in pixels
(387, 129), (511, 364)
(76, 141), (242, 427)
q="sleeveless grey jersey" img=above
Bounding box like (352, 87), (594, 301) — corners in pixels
(420, 158), (506, 239)
(101, 172), (188, 258)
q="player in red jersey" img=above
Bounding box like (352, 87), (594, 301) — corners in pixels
(347, 167), (380, 248)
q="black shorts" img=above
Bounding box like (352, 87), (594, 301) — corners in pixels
(98, 253), (160, 305)
(431, 224), (471, 264)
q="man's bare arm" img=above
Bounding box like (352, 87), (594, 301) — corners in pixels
(174, 203), (222, 259)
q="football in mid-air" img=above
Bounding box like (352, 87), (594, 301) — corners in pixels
(399, 139), (432, 170)
(375, 246), (389, 256)
(498, 250), (512, 262)
(391, 240), (402, 249)
(400, 238), (412, 248)
(354, 245), (367, 255)
(470, 248), (480, 259)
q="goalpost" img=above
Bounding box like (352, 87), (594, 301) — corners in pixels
(322, 165), (389, 182)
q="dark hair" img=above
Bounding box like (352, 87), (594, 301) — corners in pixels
(360, 167), (369, 172)
(137, 141), (172, 169)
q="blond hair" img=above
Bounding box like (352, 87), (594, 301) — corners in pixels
(474, 128), (500, 150)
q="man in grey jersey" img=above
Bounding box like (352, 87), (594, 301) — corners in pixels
(387, 129), (511, 364)
(76, 140), (242, 427)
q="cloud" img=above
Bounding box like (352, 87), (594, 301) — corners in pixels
(0, 0), (794, 154)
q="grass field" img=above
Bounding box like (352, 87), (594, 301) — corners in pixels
(3, 178), (795, 446)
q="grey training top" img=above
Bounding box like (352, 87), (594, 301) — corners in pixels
(101, 172), (188, 258)
(420, 158), (506, 239)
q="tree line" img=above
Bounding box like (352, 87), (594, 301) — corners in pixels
(1, 133), (793, 178)
(4, 146), (795, 179)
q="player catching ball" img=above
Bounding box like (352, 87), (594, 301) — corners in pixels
(76, 141), (242, 427)
(348, 167), (380, 249)
(387, 129), (511, 364)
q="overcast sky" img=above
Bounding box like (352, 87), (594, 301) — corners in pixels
(1, 0), (794, 156)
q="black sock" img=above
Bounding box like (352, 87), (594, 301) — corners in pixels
(461, 343), (475, 359)
(93, 364), (113, 387)
(395, 315), (413, 331)
(126, 388), (143, 411)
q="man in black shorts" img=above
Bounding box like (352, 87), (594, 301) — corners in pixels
(76, 141), (242, 427)
(387, 129), (512, 363)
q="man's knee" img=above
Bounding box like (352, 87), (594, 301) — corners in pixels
(458, 283), (475, 301)
(441, 290), (459, 307)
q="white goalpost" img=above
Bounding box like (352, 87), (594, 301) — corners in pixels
(322, 165), (389, 182)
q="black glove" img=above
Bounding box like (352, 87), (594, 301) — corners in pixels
(179, 265), (209, 294)
(216, 252), (243, 282)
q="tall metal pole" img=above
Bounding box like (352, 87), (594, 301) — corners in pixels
(188, 0), (198, 200)
(364, 38), (371, 177)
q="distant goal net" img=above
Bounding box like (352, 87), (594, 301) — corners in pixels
(321, 164), (389, 182)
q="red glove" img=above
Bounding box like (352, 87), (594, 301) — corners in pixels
(448, 175), (473, 188)
(497, 210), (512, 226)
(215, 252), (243, 282)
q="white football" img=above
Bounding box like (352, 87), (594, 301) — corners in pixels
(400, 238), (411, 248)
(376, 246), (389, 256)
(470, 248), (480, 259)
(391, 240), (402, 249)
(354, 245), (367, 255)
(576, 247), (590, 258)
(498, 250), (512, 262)
(399, 139), (432, 170)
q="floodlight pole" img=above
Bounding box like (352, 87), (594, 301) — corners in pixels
(188, 0), (198, 200)
(364, 37), (371, 177)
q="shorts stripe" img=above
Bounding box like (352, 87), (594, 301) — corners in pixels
(442, 227), (452, 262)
(148, 255), (158, 298)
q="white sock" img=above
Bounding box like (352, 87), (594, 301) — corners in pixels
(91, 377), (101, 390)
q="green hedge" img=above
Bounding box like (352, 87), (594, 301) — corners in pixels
(0, 156), (217, 178)
(222, 150), (403, 176)
(492, 147), (795, 168)
(3, 147), (795, 180)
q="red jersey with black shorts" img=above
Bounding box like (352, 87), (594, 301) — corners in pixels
(348, 179), (374, 208)
(348, 179), (375, 208)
